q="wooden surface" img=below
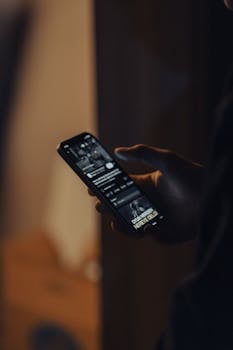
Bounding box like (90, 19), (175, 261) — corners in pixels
(3, 234), (100, 350)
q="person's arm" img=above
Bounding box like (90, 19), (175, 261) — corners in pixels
(156, 259), (233, 350)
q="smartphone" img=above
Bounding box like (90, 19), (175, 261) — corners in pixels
(57, 132), (165, 237)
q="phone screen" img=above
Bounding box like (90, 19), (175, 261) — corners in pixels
(58, 133), (164, 234)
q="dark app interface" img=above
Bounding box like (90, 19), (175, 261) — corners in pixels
(64, 134), (160, 230)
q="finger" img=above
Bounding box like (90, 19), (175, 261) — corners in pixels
(95, 201), (109, 214)
(88, 188), (95, 196)
(114, 145), (170, 174)
(143, 223), (156, 235)
(129, 172), (162, 199)
(143, 223), (167, 242)
(130, 170), (162, 203)
(110, 218), (127, 234)
(143, 220), (180, 245)
(110, 219), (118, 232)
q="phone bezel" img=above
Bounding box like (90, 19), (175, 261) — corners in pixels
(57, 132), (164, 237)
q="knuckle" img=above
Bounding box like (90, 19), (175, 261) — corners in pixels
(132, 144), (148, 153)
(136, 143), (147, 150)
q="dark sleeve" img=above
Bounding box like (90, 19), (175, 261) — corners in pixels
(156, 287), (206, 350)
(156, 67), (233, 350)
(155, 272), (233, 350)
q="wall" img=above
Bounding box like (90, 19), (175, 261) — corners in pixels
(3, 0), (98, 268)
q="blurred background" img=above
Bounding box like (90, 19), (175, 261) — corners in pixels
(1, 0), (233, 349)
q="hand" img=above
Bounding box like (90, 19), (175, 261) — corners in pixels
(89, 145), (205, 244)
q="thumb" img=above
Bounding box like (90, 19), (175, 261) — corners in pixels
(130, 172), (162, 198)
(114, 144), (169, 174)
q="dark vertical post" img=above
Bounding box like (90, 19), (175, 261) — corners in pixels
(95, 1), (210, 349)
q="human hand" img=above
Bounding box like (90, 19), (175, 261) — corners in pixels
(90, 145), (204, 244)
